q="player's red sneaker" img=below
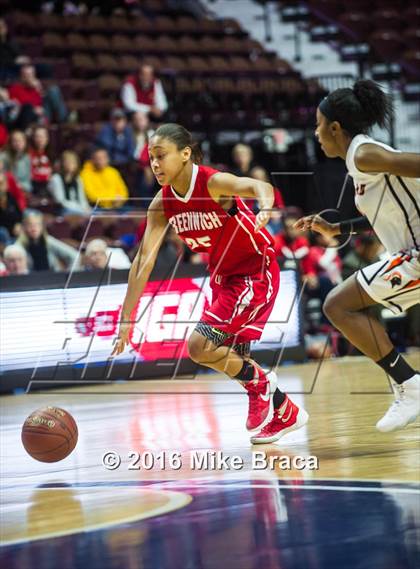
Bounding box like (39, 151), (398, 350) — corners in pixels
(250, 395), (309, 444)
(245, 369), (277, 432)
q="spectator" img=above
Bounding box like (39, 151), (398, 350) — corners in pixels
(121, 63), (168, 119)
(231, 143), (253, 177)
(17, 209), (78, 272)
(95, 109), (135, 167)
(132, 111), (152, 159)
(0, 155), (27, 210)
(7, 65), (45, 129)
(301, 233), (342, 299)
(0, 172), (22, 240)
(250, 166), (284, 208)
(83, 238), (130, 270)
(80, 148), (129, 209)
(2, 243), (30, 276)
(0, 121), (8, 148)
(29, 126), (52, 196)
(0, 130), (32, 193)
(155, 228), (185, 270)
(0, 87), (20, 130)
(49, 150), (91, 215)
(8, 64), (68, 127)
(248, 166), (285, 224)
(273, 213), (310, 267)
(63, 2), (84, 15)
(342, 235), (383, 281)
(131, 111), (155, 206)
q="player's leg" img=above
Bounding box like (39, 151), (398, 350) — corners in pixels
(323, 272), (419, 432)
(188, 326), (251, 377)
(323, 273), (393, 360)
(188, 325), (282, 432)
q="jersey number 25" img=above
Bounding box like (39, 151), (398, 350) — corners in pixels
(185, 236), (211, 250)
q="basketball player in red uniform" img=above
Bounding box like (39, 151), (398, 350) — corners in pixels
(112, 123), (308, 443)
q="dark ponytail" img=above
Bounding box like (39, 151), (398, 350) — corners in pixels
(319, 79), (393, 136)
(153, 123), (203, 163)
(353, 80), (393, 131)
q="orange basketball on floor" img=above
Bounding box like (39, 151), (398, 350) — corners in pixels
(21, 406), (78, 463)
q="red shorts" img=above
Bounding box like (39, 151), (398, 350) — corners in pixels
(201, 255), (280, 344)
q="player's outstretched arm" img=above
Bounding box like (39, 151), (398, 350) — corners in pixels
(294, 214), (371, 237)
(355, 144), (420, 178)
(293, 214), (340, 237)
(112, 191), (168, 356)
(208, 172), (274, 232)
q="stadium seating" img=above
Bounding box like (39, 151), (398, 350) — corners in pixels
(299, 0), (420, 82)
(4, 3), (326, 136)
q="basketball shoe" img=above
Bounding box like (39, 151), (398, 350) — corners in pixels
(376, 374), (420, 432)
(250, 395), (309, 444)
(245, 369), (278, 432)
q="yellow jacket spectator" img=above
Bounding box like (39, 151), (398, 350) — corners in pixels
(80, 148), (128, 208)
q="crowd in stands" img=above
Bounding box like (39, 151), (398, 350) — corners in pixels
(1, 4), (417, 351)
(0, 14), (389, 338)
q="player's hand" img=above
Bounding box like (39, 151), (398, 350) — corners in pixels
(254, 209), (271, 232)
(112, 321), (131, 356)
(294, 214), (340, 238)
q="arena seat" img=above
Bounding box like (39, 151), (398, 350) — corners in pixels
(178, 36), (200, 54)
(97, 74), (121, 96)
(67, 33), (90, 53)
(208, 56), (231, 73)
(47, 219), (73, 240)
(338, 12), (371, 40)
(371, 10), (403, 32)
(153, 35), (178, 55)
(110, 34), (135, 54)
(88, 34), (111, 53)
(154, 16), (176, 34)
(117, 55), (138, 75)
(134, 35), (158, 54)
(187, 56), (210, 74)
(96, 54), (121, 74)
(71, 53), (97, 78)
(108, 15), (133, 34)
(177, 16), (199, 33)
(370, 30), (405, 60)
(403, 28), (420, 49)
(73, 219), (106, 242)
(84, 15), (109, 33)
(42, 32), (66, 56)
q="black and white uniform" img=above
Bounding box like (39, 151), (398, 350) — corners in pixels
(346, 134), (420, 314)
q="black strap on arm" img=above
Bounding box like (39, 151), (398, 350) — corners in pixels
(339, 216), (371, 235)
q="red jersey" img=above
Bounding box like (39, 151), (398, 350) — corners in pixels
(29, 150), (52, 183)
(273, 234), (309, 260)
(8, 83), (43, 107)
(161, 164), (275, 276)
(125, 75), (156, 106)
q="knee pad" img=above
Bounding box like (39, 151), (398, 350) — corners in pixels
(194, 321), (231, 347)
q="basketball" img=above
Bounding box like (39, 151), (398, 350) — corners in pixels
(21, 406), (78, 463)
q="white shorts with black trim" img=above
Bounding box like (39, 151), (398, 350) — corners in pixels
(356, 249), (420, 314)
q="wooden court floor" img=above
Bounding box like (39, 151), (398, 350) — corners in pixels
(1, 354), (419, 569)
